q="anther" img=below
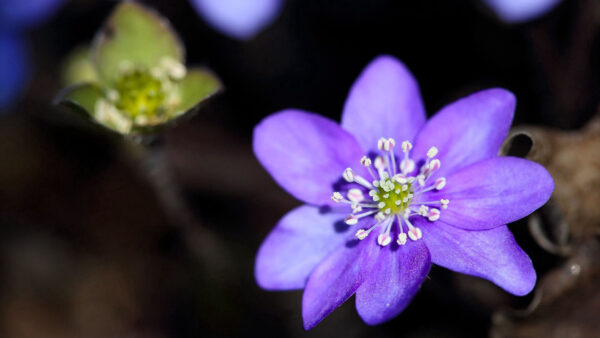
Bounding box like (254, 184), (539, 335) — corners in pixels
(397, 233), (407, 245)
(345, 215), (358, 225)
(400, 159), (415, 173)
(401, 141), (412, 153)
(331, 192), (343, 202)
(355, 229), (368, 240)
(408, 227), (422, 241)
(427, 208), (440, 221)
(377, 233), (392, 246)
(427, 146), (439, 158)
(347, 188), (364, 202)
(360, 156), (372, 167)
(441, 199), (449, 209)
(434, 177), (446, 190)
(342, 168), (354, 182)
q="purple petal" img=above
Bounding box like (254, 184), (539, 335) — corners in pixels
(418, 156), (554, 230)
(190, 0), (283, 40)
(255, 205), (355, 290)
(418, 220), (536, 295)
(253, 109), (365, 206)
(0, 32), (27, 111)
(0, 0), (64, 30)
(412, 88), (515, 179)
(302, 237), (379, 330)
(341, 55), (426, 152)
(483, 0), (562, 24)
(355, 241), (430, 325)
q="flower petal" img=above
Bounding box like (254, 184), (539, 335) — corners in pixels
(341, 55), (426, 152)
(253, 109), (365, 206)
(255, 205), (355, 290)
(0, 0), (64, 30)
(418, 156), (554, 230)
(418, 220), (536, 295)
(412, 88), (515, 179)
(0, 32), (27, 110)
(483, 0), (562, 24)
(355, 241), (430, 325)
(190, 0), (283, 40)
(302, 237), (379, 330)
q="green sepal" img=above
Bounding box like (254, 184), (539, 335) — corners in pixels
(177, 67), (223, 113)
(61, 45), (98, 87)
(92, 1), (184, 84)
(55, 83), (104, 117)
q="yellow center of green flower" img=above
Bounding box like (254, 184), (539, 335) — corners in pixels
(113, 69), (168, 119)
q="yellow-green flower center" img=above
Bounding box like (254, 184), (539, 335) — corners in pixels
(375, 181), (413, 215)
(113, 69), (168, 119)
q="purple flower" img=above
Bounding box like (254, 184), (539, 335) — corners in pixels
(253, 55), (554, 329)
(483, 0), (562, 23)
(0, 0), (64, 110)
(190, 0), (283, 40)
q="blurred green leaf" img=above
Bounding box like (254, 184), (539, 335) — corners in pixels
(177, 68), (222, 113)
(55, 83), (103, 116)
(61, 45), (98, 87)
(93, 1), (184, 84)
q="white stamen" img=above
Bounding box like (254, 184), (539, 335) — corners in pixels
(427, 146), (439, 158)
(331, 192), (343, 202)
(377, 138), (386, 151)
(428, 159), (441, 172)
(378, 202), (385, 209)
(397, 233), (407, 245)
(345, 215), (358, 225)
(392, 174), (407, 184)
(401, 141), (412, 153)
(417, 175), (425, 187)
(375, 212), (386, 222)
(360, 156), (372, 167)
(400, 159), (415, 173)
(356, 229), (368, 240)
(347, 188), (364, 202)
(418, 205), (429, 216)
(434, 177), (446, 190)
(408, 227), (422, 241)
(343, 168), (354, 182)
(385, 138), (396, 151)
(441, 199), (449, 209)
(428, 208), (440, 221)
(377, 233), (392, 246)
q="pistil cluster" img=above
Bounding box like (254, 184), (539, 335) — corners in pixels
(331, 138), (449, 247)
(94, 57), (186, 133)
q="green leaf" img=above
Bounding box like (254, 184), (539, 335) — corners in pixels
(92, 1), (184, 84)
(61, 45), (98, 87)
(177, 68), (222, 113)
(55, 83), (104, 116)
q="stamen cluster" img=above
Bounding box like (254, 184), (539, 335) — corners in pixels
(94, 57), (186, 133)
(331, 138), (450, 247)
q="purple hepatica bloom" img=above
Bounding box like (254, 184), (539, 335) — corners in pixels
(0, 0), (64, 110)
(190, 0), (283, 40)
(483, 0), (562, 23)
(253, 55), (554, 329)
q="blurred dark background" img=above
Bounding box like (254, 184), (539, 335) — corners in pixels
(1, 0), (599, 337)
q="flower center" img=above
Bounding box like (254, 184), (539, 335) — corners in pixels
(93, 57), (186, 133)
(113, 68), (167, 119)
(331, 138), (450, 247)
